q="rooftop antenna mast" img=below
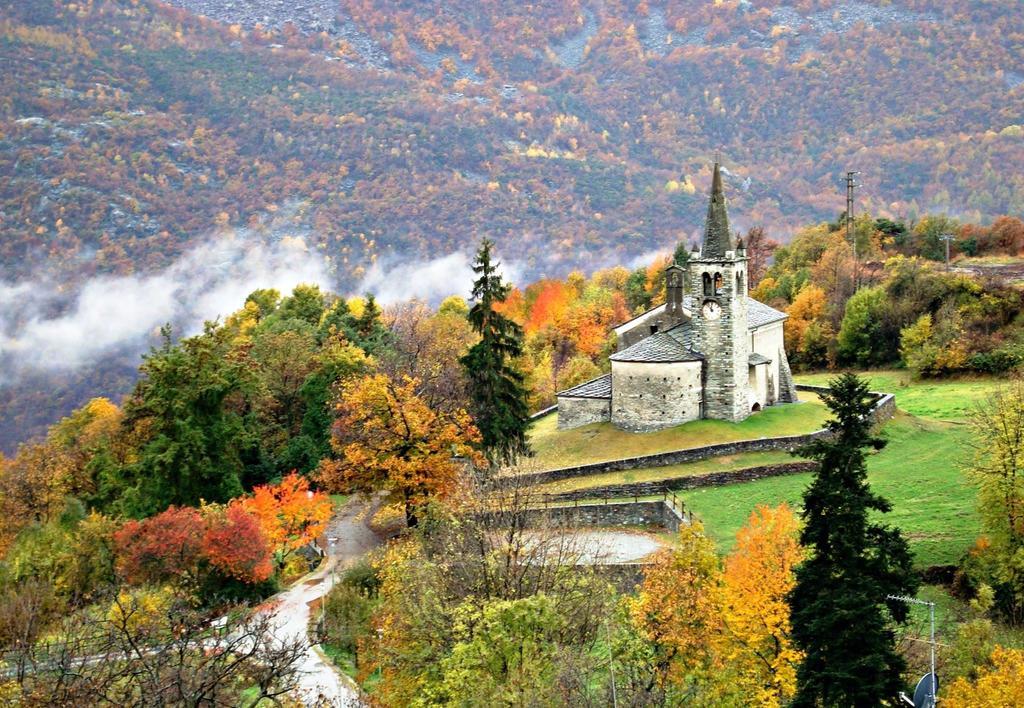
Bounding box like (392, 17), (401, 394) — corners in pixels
(887, 594), (937, 708)
(846, 171), (861, 289)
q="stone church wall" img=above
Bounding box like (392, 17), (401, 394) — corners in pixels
(750, 320), (785, 403)
(557, 396), (611, 429)
(611, 360), (702, 432)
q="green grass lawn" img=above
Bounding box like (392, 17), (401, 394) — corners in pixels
(530, 393), (828, 470)
(683, 413), (977, 568)
(536, 450), (798, 494)
(795, 370), (1001, 423)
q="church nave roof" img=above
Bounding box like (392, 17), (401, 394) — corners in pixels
(609, 321), (703, 364)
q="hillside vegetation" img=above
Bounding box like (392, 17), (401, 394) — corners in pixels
(2, 0), (1023, 289)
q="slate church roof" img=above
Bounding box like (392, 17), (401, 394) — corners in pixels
(609, 321), (703, 363)
(746, 299), (788, 328)
(557, 373), (612, 399)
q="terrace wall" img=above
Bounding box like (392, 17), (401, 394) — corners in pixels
(519, 386), (895, 486)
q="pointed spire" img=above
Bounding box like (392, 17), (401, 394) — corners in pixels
(701, 162), (733, 259)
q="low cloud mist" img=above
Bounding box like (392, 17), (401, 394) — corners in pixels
(0, 231), (331, 381)
(358, 251), (523, 305)
(0, 233), (529, 382)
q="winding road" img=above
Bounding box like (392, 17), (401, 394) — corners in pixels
(265, 498), (384, 706)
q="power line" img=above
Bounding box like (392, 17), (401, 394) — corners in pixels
(846, 171), (861, 289)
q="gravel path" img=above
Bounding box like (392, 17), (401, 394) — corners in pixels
(572, 530), (665, 563)
(263, 498), (384, 706)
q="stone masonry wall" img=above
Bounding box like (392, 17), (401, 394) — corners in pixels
(506, 500), (686, 532)
(542, 461), (818, 502)
(611, 360), (702, 432)
(557, 396), (610, 429)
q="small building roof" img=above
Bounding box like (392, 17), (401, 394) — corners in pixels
(748, 352), (772, 365)
(610, 322), (704, 363)
(556, 372), (612, 399)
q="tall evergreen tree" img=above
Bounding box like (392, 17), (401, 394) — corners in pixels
(460, 239), (530, 465)
(114, 325), (258, 517)
(789, 372), (918, 706)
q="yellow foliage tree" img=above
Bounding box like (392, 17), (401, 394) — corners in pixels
(720, 504), (805, 707)
(318, 373), (481, 527)
(630, 521), (723, 689)
(945, 646), (1024, 707)
(784, 284), (826, 356)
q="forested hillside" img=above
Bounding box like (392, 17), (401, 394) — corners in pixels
(2, 0), (1023, 448)
(3, 0), (1022, 286)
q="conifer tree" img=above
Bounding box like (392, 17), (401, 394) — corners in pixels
(460, 239), (530, 465)
(789, 372), (918, 706)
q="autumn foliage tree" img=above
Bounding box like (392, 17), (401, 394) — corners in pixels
(240, 472), (332, 569)
(944, 645), (1024, 707)
(202, 502), (273, 584)
(721, 504), (805, 708)
(319, 373), (480, 527)
(630, 521), (723, 693)
(114, 502), (275, 588)
(114, 506), (206, 586)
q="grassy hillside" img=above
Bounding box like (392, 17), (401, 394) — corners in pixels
(529, 392), (828, 468)
(685, 413), (974, 568)
(528, 371), (999, 568)
(683, 372), (1002, 567)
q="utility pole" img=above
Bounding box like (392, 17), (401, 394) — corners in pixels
(887, 594), (936, 708)
(605, 619), (618, 708)
(940, 233), (955, 271)
(846, 171), (860, 290)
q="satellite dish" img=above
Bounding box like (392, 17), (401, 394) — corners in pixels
(912, 672), (938, 708)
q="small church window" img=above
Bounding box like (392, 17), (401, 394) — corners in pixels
(714, 272), (723, 295)
(702, 273), (712, 296)
(650, 324), (659, 334)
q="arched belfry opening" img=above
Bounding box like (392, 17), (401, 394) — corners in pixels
(713, 272), (723, 295)
(736, 271), (744, 294)
(702, 272), (712, 296)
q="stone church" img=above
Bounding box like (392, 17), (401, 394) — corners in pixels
(556, 163), (798, 432)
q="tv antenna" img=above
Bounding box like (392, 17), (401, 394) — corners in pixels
(887, 594), (937, 708)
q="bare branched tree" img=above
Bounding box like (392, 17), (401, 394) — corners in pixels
(3, 594), (308, 707)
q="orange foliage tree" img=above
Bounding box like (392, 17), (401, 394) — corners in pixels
(721, 504), (805, 708)
(202, 502), (273, 584)
(114, 506), (205, 586)
(240, 472), (333, 569)
(318, 373), (481, 527)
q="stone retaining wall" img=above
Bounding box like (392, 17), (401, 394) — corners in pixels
(543, 461), (818, 502)
(518, 385), (895, 486)
(507, 500), (686, 532)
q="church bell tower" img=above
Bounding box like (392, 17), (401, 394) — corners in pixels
(689, 162), (750, 422)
